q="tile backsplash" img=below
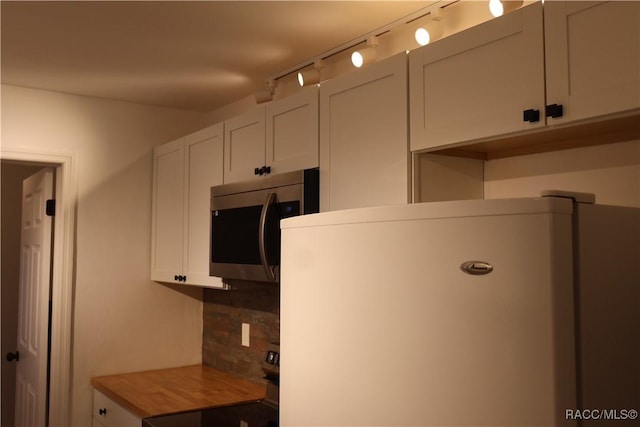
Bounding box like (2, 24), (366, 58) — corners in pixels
(203, 280), (279, 385)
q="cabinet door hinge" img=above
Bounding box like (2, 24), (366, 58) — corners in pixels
(46, 199), (56, 216)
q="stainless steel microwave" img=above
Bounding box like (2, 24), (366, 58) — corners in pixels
(210, 168), (319, 283)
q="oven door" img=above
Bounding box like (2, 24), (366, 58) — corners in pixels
(210, 185), (301, 283)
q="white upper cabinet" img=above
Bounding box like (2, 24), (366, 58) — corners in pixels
(320, 52), (410, 211)
(151, 138), (185, 283)
(224, 87), (319, 183)
(266, 86), (319, 174)
(224, 105), (267, 183)
(183, 125), (224, 287)
(544, 1), (640, 125)
(151, 123), (224, 288)
(410, 2), (545, 152)
(410, 1), (640, 153)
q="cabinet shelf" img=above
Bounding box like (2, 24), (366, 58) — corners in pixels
(426, 111), (640, 161)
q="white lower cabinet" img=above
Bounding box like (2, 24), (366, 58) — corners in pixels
(150, 123), (225, 288)
(92, 390), (141, 427)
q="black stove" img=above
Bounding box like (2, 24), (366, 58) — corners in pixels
(142, 401), (278, 427)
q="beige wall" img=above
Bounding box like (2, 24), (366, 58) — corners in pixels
(417, 140), (640, 207)
(484, 140), (640, 207)
(1, 84), (212, 426)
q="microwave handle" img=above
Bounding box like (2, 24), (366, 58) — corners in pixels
(259, 192), (278, 282)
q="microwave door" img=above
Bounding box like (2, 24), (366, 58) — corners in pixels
(211, 205), (262, 265)
(210, 189), (283, 282)
(210, 177), (305, 283)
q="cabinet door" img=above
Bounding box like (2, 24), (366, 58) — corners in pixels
(410, 2), (545, 151)
(183, 123), (225, 288)
(320, 52), (409, 212)
(266, 86), (319, 174)
(93, 390), (141, 427)
(151, 138), (185, 283)
(545, 1), (640, 125)
(224, 105), (266, 183)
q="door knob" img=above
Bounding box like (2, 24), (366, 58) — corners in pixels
(6, 351), (20, 362)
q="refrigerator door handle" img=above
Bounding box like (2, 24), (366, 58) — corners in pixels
(460, 261), (493, 275)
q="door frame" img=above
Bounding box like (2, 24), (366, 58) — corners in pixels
(1, 147), (76, 427)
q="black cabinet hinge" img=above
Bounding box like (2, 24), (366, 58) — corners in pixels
(46, 199), (56, 217)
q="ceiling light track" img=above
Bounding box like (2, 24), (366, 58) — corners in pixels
(268, 0), (458, 82)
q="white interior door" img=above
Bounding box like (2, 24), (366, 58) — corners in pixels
(15, 168), (54, 427)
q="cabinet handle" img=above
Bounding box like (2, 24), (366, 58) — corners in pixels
(99, 408), (107, 416)
(546, 104), (564, 118)
(523, 109), (540, 123)
(255, 166), (272, 176)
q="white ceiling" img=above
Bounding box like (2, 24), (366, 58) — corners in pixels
(1, 1), (434, 112)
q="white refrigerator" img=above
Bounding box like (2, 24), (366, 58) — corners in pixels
(280, 194), (639, 427)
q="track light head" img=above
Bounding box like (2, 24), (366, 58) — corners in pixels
(255, 80), (277, 104)
(254, 89), (273, 104)
(489, 0), (523, 18)
(297, 60), (324, 87)
(297, 68), (320, 87)
(351, 47), (377, 68)
(414, 20), (444, 46)
(351, 36), (379, 68)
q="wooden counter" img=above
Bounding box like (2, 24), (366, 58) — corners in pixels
(91, 365), (266, 418)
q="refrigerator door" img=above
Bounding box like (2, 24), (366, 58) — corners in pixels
(281, 198), (577, 426)
(574, 203), (640, 420)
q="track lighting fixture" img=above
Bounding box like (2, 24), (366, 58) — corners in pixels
(488, 0), (523, 18)
(297, 60), (325, 87)
(414, 8), (445, 47)
(268, 3), (457, 89)
(255, 80), (277, 104)
(297, 69), (319, 87)
(351, 36), (379, 68)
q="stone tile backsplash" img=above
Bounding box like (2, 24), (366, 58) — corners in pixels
(202, 280), (279, 385)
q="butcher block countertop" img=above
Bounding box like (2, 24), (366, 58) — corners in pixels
(91, 365), (266, 418)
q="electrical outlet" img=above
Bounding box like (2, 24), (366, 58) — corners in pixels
(242, 323), (250, 347)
